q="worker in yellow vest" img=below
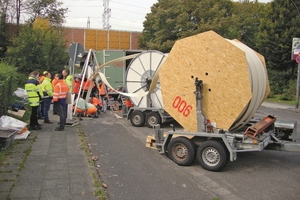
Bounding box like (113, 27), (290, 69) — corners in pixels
(41, 71), (53, 123)
(25, 71), (42, 130)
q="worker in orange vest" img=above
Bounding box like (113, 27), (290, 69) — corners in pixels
(52, 73), (59, 87)
(73, 76), (82, 100)
(98, 80), (107, 113)
(82, 77), (95, 99)
(53, 73), (69, 131)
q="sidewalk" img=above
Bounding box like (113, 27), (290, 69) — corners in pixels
(261, 101), (300, 112)
(0, 111), (99, 199)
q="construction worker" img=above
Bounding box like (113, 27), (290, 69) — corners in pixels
(25, 71), (42, 130)
(37, 71), (48, 119)
(98, 80), (107, 113)
(73, 97), (98, 120)
(62, 69), (73, 121)
(73, 75), (82, 100)
(82, 77), (94, 99)
(53, 73), (69, 131)
(52, 73), (59, 87)
(39, 71), (48, 84)
(62, 69), (72, 91)
(41, 71), (53, 124)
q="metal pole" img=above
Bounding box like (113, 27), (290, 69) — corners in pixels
(296, 63), (300, 108)
(290, 0), (300, 109)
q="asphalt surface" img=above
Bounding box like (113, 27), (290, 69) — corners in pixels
(0, 101), (298, 199)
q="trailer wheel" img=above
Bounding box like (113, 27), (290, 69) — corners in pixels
(145, 112), (161, 128)
(167, 137), (196, 166)
(130, 110), (145, 127)
(196, 140), (228, 171)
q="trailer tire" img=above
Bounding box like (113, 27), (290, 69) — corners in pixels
(145, 112), (161, 128)
(130, 110), (145, 127)
(196, 140), (228, 172)
(167, 137), (196, 166)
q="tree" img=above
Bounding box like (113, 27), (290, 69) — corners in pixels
(5, 17), (68, 74)
(139, 0), (270, 52)
(23, 0), (68, 27)
(0, 0), (11, 59)
(256, 0), (300, 93)
(229, 1), (267, 49)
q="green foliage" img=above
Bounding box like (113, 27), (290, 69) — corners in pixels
(0, 62), (24, 116)
(4, 19), (68, 75)
(140, 0), (236, 52)
(139, 0), (267, 52)
(256, 0), (300, 74)
(0, 13), (10, 59)
(24, 0), (68, 27)
(280, 79), (297, 101)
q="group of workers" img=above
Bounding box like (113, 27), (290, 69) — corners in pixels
(25, 69), (107, 131)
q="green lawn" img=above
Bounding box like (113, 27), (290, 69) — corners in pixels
(266, 94), (297, 105)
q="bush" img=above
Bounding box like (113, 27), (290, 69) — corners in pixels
(0, 62), (25, 116)
(280, 79), (297, 101)
(267, 69), (292, 94)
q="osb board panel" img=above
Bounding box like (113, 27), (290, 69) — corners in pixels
(159, 30), (252, 131)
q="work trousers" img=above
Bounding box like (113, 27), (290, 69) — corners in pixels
(100, 95), (107, 112)
(37, 102), (44, 118)
(53, 102), (66, 128)
(43, 97), (52, 121)
(30, 106), (39, 127)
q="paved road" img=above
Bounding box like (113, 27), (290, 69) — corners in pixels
(81, 104), (300, 200)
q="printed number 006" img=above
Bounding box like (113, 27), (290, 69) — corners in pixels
(172, 96), (192, 117)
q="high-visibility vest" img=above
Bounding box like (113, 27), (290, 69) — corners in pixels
(98, 84), (106, 96)
(83, 79), (91, 91)
(73, 80), (81, 94)
(41, 77), (53, 98)
(52, 78), (59, 87)
(39, 75), (45, 84)
(53, 80), (69, 102)
(25, 76), (40, 106)
(64, 75), (73, 92)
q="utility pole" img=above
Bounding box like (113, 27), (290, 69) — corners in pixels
(290, 0), (300, 108)
(102, 0), (111, 49)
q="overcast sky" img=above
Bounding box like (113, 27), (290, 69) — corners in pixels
(60, 0), (272, 32)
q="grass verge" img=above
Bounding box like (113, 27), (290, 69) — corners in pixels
(266, 94), (297, 105)
(76, 125), (107, 200)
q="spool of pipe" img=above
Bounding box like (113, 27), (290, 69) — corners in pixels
(158, 30), (270, 132)
(125, 50), (168, 109)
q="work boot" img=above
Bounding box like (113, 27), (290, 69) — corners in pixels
(55, 127), (64, 131)
(29, 125), (41, 130)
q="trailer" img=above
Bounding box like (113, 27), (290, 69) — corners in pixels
(152, 79), (300, 171)
(126, 106), (173, 128)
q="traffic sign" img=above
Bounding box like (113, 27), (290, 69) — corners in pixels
(68, 43), (84, 61)
(296, 55), (300, 64)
